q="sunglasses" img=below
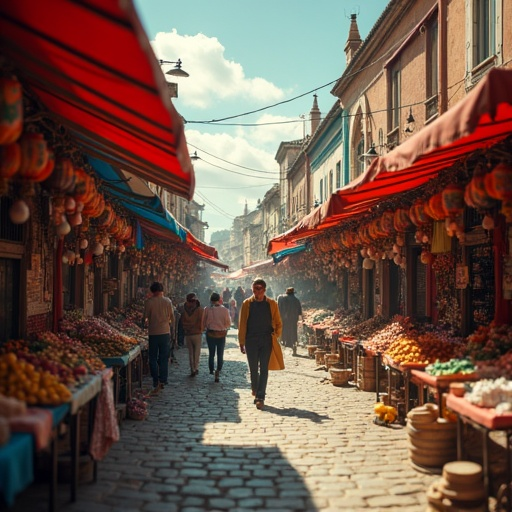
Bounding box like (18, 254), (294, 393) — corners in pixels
(253, 286), (264, 290)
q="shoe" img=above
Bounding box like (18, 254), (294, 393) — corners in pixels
(255, 399), (264, 410)
(251, 389), (256, 397)
(158, 382), (166, 390)
(149, 386), (160, 396)
(214, 370), (219, 383)
(195, 369), (199, 375)
(190, 371), (196, 377)
(210, 370), (214, 375)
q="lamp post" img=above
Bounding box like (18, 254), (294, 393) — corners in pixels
(358, 143), (379, 165)
(159, 59), (190, 98)
(158, 59), (190, 77)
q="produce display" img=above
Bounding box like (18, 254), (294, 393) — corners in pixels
(373, 402), (397, 424)
(426, 358), (475, 376)
(384, 329), (464, 365)
(464, 377), (512, 410)
(346, 314), (389, 340)
(362, 315), (412, 354)
(476, 351), (512, 379)
(71, 317), (139, 357)
(464, 323), (512, 361)
(0, 352), (72, 405)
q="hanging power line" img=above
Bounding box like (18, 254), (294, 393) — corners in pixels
(196, 155), (278, 179)
(195, 190), (237, 219)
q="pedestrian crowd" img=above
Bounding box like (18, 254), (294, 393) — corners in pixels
(142, 279), (302, 409)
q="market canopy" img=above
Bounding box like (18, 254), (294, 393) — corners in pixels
(0, 0), (195, 199)
(268, 67), (512, 254)
(88, 157), (228, 269)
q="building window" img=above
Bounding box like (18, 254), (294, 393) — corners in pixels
(329, 170), (333, 196)
(466, 0), (502, 86)
(356, 138), (365, 177)
(319, 179), (324, 203)
(390, 64), (401, 130)
(427, 18), (438, 99)
(335, 161), (341, 189)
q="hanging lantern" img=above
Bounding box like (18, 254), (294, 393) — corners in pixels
(441, 184), (465, 217)
(0, 142), (21, 195)
(409, 200), (429, 226)
(74, 169), (95, 204)
(393, 208), (412, 232)
(420, 250), (434, 265)
(465, 165), (496, 209)
(484, 162), (512, 200)
(380, 211), (395, 236)
(426, 193), (446, 220)
(0, 77), (23, 145)
(484, 162), (512, 222)
(44, 157), (75, 194)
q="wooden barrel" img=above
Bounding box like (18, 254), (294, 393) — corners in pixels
(325, 353), (340, 369)
(314, 350), (326, 366)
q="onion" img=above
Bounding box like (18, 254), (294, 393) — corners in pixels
(56, 219), (71, 236)
(92, 242), (104, 256)
(362, 257), (374, 269)
(9, 199), (30, 224)
(65, 196), (76, 214)
(79, 238), (89, 250)
(68, 212), (82, 227)
(482, 214), (495, 230)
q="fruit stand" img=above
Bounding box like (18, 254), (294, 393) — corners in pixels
(446, 393), (512, 510)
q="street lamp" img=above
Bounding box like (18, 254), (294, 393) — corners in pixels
(158, 59), (190, 78)
(358, 143), (379, 164)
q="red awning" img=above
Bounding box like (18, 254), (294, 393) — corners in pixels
(185, 232), (229, 270)
(268, 67), (512, 254)
(0, 0), (195, 199)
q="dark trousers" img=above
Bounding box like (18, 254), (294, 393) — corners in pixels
(148, 333), (170, 386)
(206, 335), (226, 373)
(245, 335), (272, 400)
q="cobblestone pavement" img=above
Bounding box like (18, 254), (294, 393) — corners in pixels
(11, 329), (440, 512)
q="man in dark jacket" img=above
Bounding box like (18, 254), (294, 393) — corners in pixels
(277, 287), (303, 356)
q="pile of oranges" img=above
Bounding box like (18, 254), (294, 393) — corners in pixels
(0, 352), (72, 405)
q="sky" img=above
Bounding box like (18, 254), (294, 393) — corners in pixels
(133, 0), (391, 243)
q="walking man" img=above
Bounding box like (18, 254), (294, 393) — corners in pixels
(143, 282), (174, 394)
(238, 278), (282, 410)
(181, 292), (204, 377)
(277, 287), (303, 356)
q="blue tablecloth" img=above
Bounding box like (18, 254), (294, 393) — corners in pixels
(0, 433), (34, 506)
(102, 345), (141, 368)
(49, 403), (70, 427)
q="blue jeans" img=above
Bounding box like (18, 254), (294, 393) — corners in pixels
(148, 333), (170, 386)
(245, 335), (272, 400)
(206, 335), (226, 373)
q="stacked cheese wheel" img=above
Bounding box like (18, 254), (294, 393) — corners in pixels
(426, 461), (487, 511)
(406, 404), (457, 469)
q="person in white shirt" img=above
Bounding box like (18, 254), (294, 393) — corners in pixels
(202, 292), (231, 382)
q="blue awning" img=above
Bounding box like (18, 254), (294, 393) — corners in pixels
(272, 244), (307, 264)
(88, 156), (187, 242)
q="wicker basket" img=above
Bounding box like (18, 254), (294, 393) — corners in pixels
(127, 411), (147, 421)
(325, 353), (340, 369)
(314, 349), (326, 366)
(329, 367), (351, 386)
(306, 345), (318, 358)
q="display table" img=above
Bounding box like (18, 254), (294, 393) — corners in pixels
(410, 370), (480, 416)
(446, 394), (512, 510)
(381, 356), (427, 421)
(102, 345), (141, 405)
(68, 373), (104, 502)
(0, 433), (34, 507)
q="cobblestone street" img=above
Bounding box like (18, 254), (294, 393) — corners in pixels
(12, 330), (439, 512)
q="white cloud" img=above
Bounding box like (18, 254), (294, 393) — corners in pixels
(152, 30), (284, 110)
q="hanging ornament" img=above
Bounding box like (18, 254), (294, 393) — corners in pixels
(409, 200), (429, 226)
(441, 184), (465, 218)
(482, 214), (495, 230)
(56, 217), (71, 236)
(426, 193), (447, 221)
(465, 164), (496, 209)
(79, 238), (89, 250)
(9, 198), (30, 224)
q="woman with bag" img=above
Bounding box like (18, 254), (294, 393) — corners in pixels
(202, 292), (231, 382)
